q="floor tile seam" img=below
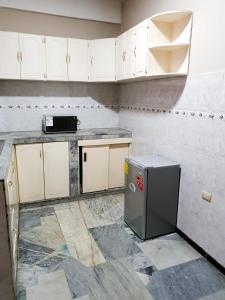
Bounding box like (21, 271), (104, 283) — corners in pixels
(28, 249), (68, 267)
(77, 200), (101, 267)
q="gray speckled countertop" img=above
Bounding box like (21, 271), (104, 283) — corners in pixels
(0, 128), (132, 180)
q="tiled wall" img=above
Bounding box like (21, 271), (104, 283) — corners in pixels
(118, 71), (225, 267)
(0, 81), (119, 131)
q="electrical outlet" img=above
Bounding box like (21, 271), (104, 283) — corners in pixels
(201, 191), (212, 202)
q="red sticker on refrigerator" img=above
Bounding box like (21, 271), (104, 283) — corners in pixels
(136, 176), (144, 192)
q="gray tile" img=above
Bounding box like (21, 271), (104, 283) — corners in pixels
(139, 233), (201, 270)
(89, 223), (142, 260)
(148, 258), (225, 300)
(198, 289), (225, 300)
(57, 257), (154, 300)
(19, 207), (55, 229)
(19, 239), (67, 269)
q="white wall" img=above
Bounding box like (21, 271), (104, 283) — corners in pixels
(0, 0), (122, 24)
(0, 81), (119, 131)
(119, 72), (225, 267)
(0, 8), (120, 39)
(122, 0), (225, 74)
(119, 0), (225, 267)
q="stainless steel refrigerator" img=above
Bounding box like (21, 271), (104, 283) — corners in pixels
(124, 155), (181, 240)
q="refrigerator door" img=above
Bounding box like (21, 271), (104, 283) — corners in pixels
(124, 160), (147, 239)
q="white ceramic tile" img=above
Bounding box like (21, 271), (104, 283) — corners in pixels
(139, 234), (201, 270)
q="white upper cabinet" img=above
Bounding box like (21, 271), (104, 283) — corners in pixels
(45, 36), (68, 81)
(19, 33), (46, 80)
(134, 19), (149, 77)
(89, 38), (116, 82)
(0, 11), (192, 82)
(115, 34), (124, 80)
(0, 31), (20, 79)
(123, 28), (136, 79)
(67, 38), (89, 82)
(116, 29), (135, 80)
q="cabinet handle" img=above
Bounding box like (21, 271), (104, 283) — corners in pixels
(84, 152), (87, 162)
(91, 57), (93, 65)
(69, 55), (71, 64)
(20, 51), (23, 61)
(40, 150), (42, 159)
(134, 47), (136, 57)
(8, 181), (13, 187)
(43, 74), (47, 79)
(17, 51), (20, 62)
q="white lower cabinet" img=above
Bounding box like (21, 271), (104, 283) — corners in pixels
(108, 144), (129, 189)
(43, 142), (70, 199)
(82, 142), (130, 193)
(16, 142), (69, 203)
(82, 145), (109, 193)
(16, 143), (45, 203)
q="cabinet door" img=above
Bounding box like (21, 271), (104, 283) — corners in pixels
(68, 38), (88, 81)
(116, 34), (124, 80)
(135, 19), (149, 77)
(89, 38), (116, 82)
(16, 144), (44, 203)
(20, 33), (46, 80)
(82, 146), (109, 193)
(124, 28), (136, 79)
(109, 144), (129, 188)
(43, 142), (70, 199)
(0, 31), (20, 79)
(45, 36), (68, 81)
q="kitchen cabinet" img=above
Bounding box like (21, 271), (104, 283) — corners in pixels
(89, 38), (116, 82)
(134, 19), (149, 77)
(0, 31), (20, 79)
(43, 142), (70, 199)
(19, 33), (46, 80)
(16, 142), (69, 203)
(82, 145), (109, 193)
(115, 34), (124, 80)
(116, 29), (135, 80)
(109, 144), (129, 188)
(67, 38), (89, 81)
(124, 28), (136, 79)
(45, 36), (68, 81)
(80, 139), (131, 193)
(16, 143), (45, 203)
(0, 10), (192, 82)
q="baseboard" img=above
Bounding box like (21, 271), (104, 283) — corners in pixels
(176, 228), (225, 275)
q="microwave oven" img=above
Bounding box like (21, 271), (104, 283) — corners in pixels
(42, 115), (79, 133)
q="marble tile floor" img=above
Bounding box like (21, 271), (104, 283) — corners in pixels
(17, 193), (225, 300)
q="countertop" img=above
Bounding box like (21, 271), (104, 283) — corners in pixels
(0, 128), (132, 180)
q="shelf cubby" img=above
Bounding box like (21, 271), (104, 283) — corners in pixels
(148, 10), (193, 78)
(149, 44), (190, 76)
(149, 11), (193, 47)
